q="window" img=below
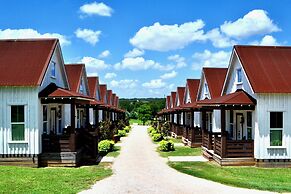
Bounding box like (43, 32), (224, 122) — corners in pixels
(51, 61), (56, 78)
(206, 112), (212, 131)
(229, 110), (234, 139)
(79, 79), (84, 93)
(43, 105), (48, 134)
(270, 112), (283, 146)
(247, 112), (252, 140)
(237, 68), (242, 83)
(205, 83), (209, 95)
(11, 105), (25, 141)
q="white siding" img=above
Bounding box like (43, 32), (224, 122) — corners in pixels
(194, 112), (200, 127)
(40, 45), (68, 91)
(212, 109), (221, 132)
(89, 108), (94, 125)
(224, 52), (255, 98)
(198, 75), (210, 100)
(98, 110), (103, 122)
(185, 87), (191, 103)
(255, 94), (291, 159)
(0, 87), (40, 155)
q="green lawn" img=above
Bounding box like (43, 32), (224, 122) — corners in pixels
(129, 119), (143, 125)
(169, 161), (291, 193)
(158, 146), (202, 157)
(106, 146), (121, 157)
(0, 163), (112, 194)
(166, 137), (182, 144)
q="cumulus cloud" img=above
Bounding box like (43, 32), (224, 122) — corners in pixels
(250, 35), (280, 46)
(105, 72), (117, 79)
(205, 28), (236, 48)
(130, 20), (205, 51)
(160, 70), (177, 79)
(142, 79), (166, 89)
(168, 54), (187, 68)
(0, 28), (70, 46)
(80, 2), (113, 17)
(99, 50), (110, 58)
(75, 28), (101, 45)
(220, 9), (280, 39)
(124, 48), (144, 58)
(110, 79), (138, 89)
(80, 56), (109, 76)
(192, 50), (231, 70)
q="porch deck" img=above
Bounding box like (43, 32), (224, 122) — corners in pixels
(182, 126), (202, 147)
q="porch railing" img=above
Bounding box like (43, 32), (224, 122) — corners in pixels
(42, 133), (79, 152)
(202, 130), (220, 150)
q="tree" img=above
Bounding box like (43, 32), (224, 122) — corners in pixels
(136, 104), (152, 125)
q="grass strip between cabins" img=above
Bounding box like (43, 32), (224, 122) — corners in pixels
(0, 163), (112, 194)
(106, 146), (121, 157)
(169, 161), (291, 193)
(158, 146), (202, 157)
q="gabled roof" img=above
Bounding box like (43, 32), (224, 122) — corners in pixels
(64, 64), (85, 93)
(197, 90), (256, 106)
(87, 77), (101, 100)
(0, 38), (58, 86)
(185, 79), (200, 103)
(166, 96), (171, 109)
(171, 92), (177, 108)
(176, 87), (185, 106)
(99, 84), (107, 103)
(234, 45), (291, 93)
(107, 90), (112, 105)
(112, 93), (116, 106)
(203, 68), (227, 98)
(115, 96), (119, 107)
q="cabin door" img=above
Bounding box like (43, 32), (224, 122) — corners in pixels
(50, 108), (57, 134)
(236, 113), (244, 140)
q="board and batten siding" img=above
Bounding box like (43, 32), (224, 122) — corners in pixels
(0, 87), (40, 155)
(255, 93), (291, 159)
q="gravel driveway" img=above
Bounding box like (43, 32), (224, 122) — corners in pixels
(80, 125), (275, 194)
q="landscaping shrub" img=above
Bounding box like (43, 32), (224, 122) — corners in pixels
(147, 126), (155, 133)
(99, 121), (113, 141)
(124, 126), (131, 133)
(159, 140), (175, 151)
(117, 130), (127, 137)
(152, 133), (163, 142)
(150, 129), (158, 137)
(98, 140), (115, 155)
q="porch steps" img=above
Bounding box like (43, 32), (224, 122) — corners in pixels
(213, 153), (255, 166)
(39, 150), (82, 167)
(202, 146), (214, 160)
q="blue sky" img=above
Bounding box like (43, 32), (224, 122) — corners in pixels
(0, 0), (290, 98)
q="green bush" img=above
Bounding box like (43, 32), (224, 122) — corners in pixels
(98, 140), (115, 155)
(150, 130), (158, 136)
(124, 126), (131, 133)
(152, 133), (163, 142)
(117, 130), (127, 137)
(147, 126), (155, 133)
(159, 140), (174, 151)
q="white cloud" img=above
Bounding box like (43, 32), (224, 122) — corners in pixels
(0, 28), (70, 46)
(110, 79), (138, 89)
(160, 70), (177, 79)
(130, 20), (206, 51)
(80, 56), (109, 76)
(220, 9), (280, 39)
(105, 72), (117, 79)
(99, 50), (110, 58)
(205, 28), (236, 48)
(75, 28), (101, 45)
(168, 54), (187, 68)
(192, 50), (231, 70)
(124, 48), (144, 58)
(250, 35), (280, 46)
(80, 2), (113, 17)
(142, 79), (166, 89)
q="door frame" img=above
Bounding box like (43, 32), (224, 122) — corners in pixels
(50, 108), (57, 134)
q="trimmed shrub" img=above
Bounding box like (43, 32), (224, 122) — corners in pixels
(118, 130), (127, 137)
(124, 126), (131, 133)
(159, 140), (174, 151)
(98, 140), (115, 155)
(147, 126), (155, 133)
(150, 130), (158, 136)
(152, 133), (163, 142)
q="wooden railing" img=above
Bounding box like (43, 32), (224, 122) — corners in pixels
(42, 133), (79, 152)
(225, 140), (254, 158)
(202, 130), (220, 150)
(79, 130), (98, 160)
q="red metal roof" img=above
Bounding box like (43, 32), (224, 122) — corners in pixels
(171, 92), (177, 108)
(235, 45), (291, 93)
(0, 39), (58, 86)
(166, 96), (171, 109)
(197, 90), (256, 106)
(185, 79), (200, 103)
(107, 90), (112, 105)
(46, 87), (92, 100)
(203, 68), (227, 98)
(115, 96), (119, 107)
(112, 93), (116, 106)
(64, 64), (84, 93)
(99, 84), (107, 103)
(87, 77), (97, 98)
(176, 87), (185, 106)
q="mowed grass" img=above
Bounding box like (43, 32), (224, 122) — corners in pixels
(0, 163), (112, 194)
(169, 161), (291, 193)
(129, 119), (143, 125)
(106, 146), (121, 157)
(167, 137), (182, 144)
(158, 146), (202, 157)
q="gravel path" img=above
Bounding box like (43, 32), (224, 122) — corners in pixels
(80, 125), (275, 194)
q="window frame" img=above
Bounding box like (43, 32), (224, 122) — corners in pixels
(236, 68), (242, 83)
(247, 111), (252, 140)
(10, 105), (26, 142)
(43, 105), (48, 134)
(51, 61), (56, 78)
(270, 111), (283, 147)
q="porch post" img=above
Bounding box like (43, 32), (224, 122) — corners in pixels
(221, 108), (227, 158)
(70, 100), (76, 130)
(191, 109), (195, 143)
(201, 110), (207, 148)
